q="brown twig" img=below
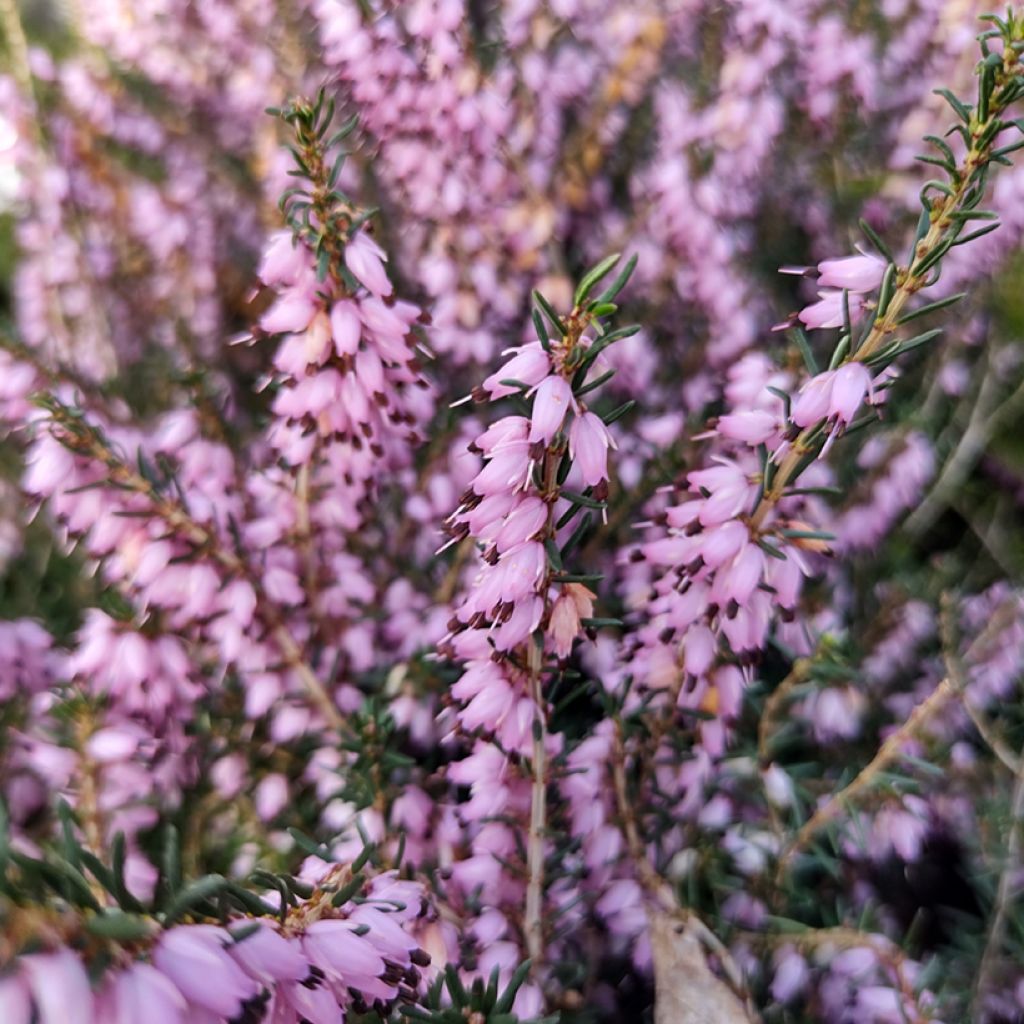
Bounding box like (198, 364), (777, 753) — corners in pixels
(776, 678), (954, 880)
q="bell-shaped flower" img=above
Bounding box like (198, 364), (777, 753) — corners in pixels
(528, 375), (575, 445)
(107, 964), (187, 1024)
(817, 252), (886, 292)
(344, 231), (392, 297)
(569, 411), (616, 486)
(828, 362), (873, 424)
(153, 926), (259, 1019)
(483, 344), (550, 399)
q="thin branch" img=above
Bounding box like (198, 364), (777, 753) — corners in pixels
(524, 635), (547, 965)
(776, 678), (954, 879)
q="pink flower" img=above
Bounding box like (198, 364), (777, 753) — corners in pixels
(107, 964), (187, 1024)
(261, 290), (318, 334)
(153, 926), (259, 1019)
(302, 919), (387, 991)
(528, 375), (575, 444)
(21, 950), (94, 1024)
(548, 584), (595, 657)
(716, 409), (777, 445)
(483, 344), (551, 399)
(771, 948), (809, 1003)
(330, 299), (361, 356)
(228, 923), (309, 984)
(817, 252), (886, 292)
(828, 361), (873, 424)
(790, 370), (835, 427)
(798, 291), (845, 330)
(569, 412), (615, 486)
(494, 496), (548, 552)
(0, 975), (32, 1024)
(344, 231), (392, 297)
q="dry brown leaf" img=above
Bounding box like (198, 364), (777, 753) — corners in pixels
(649, 909), (752, 1024)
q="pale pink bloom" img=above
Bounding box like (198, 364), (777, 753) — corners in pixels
(254, 773), (290, 820)
(771, 947), (810, 1003)
(548, 583), (595, 657)
(303, 920), (388, 993)
(798, 290), (845, 330)
(698, 521), (748, 569)
(261, 290), (318, 334)
(264, 566), (304, 606)
(277, 979), (343, 1023)
(344, 231), (392, 297)
(762, 764), (795, 808)
(483, 344), (550, 399)
(107, 963), (187, 1024)
(569, 411), (615, 486)
(689, 462), (754, 526)
(528, 375), (575, 444)
(455, 672), (515, 731)
(85, 726), (140, 762)
(790, 370), (835, 427)
(0, 975), (32, 1024)
(474, 415), (528, 454)
(711, 543), (764, 607)
(682, 623), (715, 676)
(329, 299), (361, 356)
(828, 361), (873, 424)
(492, 595), (544, 651)
(229, 923), (308, 984)
(494, 496), (548, 552)
(153, 926), (258, 1018)
(259, 231), (307, 285)
(716, 409), (777, 444)
(817, 252), (886, 292)
(21, 950), (94, 1024)
(470, 441), (532, 495)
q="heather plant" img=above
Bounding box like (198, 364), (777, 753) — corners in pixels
(4, 2), (1024, 1023)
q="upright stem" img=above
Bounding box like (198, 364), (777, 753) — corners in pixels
(524, 448), (560, 966)
(524, 635), (547, 964)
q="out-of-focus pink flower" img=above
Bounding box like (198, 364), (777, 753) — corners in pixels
(0, 975), (32, 1024)
(153, 926), (259, 1019)
(107, 963), (187, 1024)
(21, 950), (94, 1024)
